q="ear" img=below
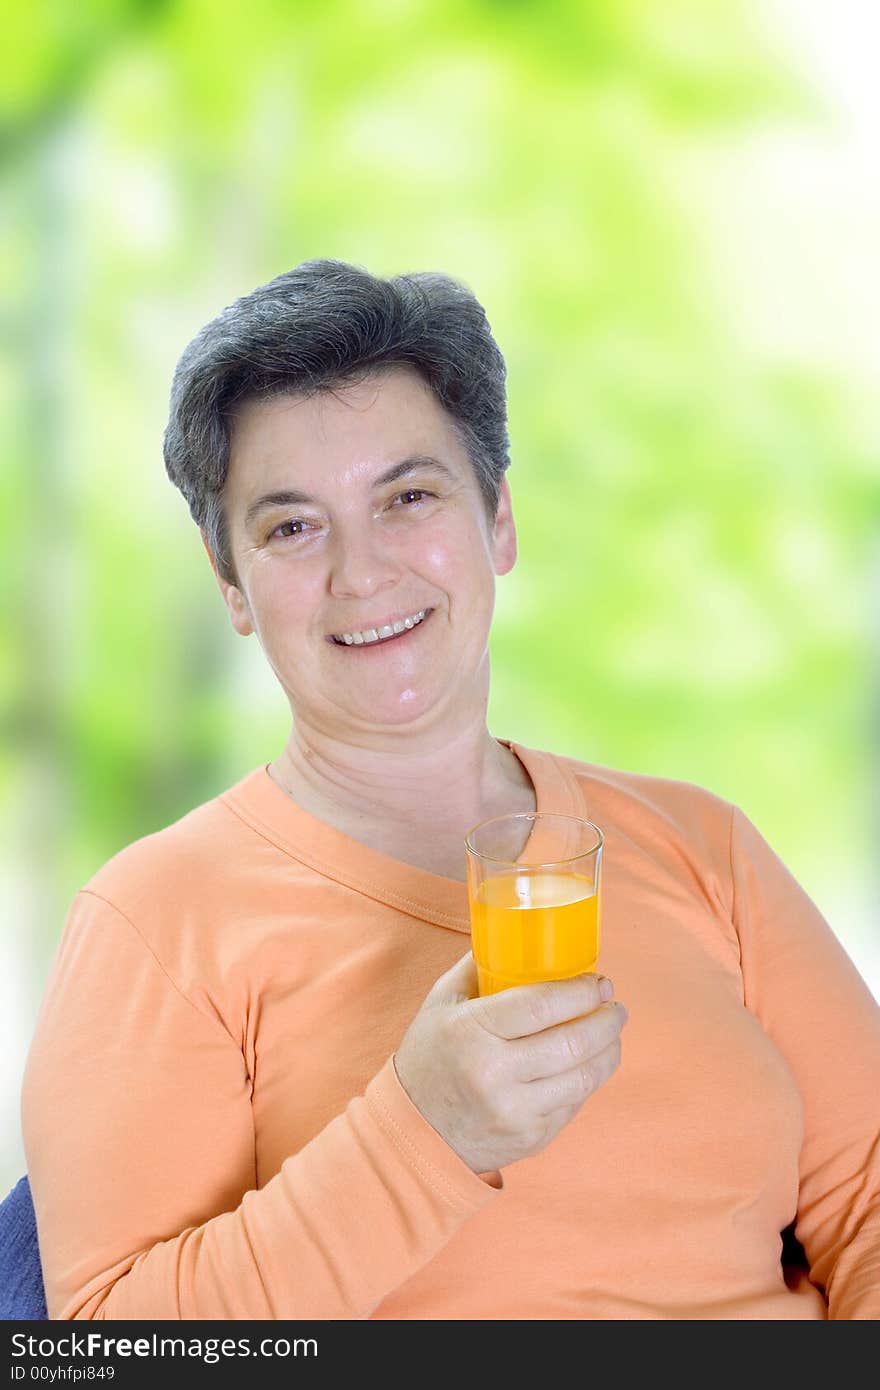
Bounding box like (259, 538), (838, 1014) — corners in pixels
(491, 477), (517, 577)
(200, 530), (254, 637)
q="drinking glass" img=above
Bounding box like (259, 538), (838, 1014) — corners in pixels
(465, 812), (604, 996)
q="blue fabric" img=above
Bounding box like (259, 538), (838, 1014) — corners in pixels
(0, 1176), (48, 1320)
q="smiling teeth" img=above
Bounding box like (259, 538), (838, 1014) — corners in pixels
(335, 610), (428, 645)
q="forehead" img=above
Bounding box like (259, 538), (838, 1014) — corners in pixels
(226, 368), (468, 498)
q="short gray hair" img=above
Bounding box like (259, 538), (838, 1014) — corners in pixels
(163, 258), (511, 587)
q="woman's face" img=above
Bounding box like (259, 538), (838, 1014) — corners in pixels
(211, 367), (517, 737)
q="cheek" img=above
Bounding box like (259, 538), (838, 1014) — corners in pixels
(248, 560), (323, 632)
(418, 519), (493, 586)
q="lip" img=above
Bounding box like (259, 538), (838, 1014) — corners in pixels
(325, 608), (433, 643)
(326, 608), (433, 650)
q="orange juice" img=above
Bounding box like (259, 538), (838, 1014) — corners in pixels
(469, 871), (600, 996)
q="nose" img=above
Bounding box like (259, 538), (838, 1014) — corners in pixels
(327, 521), (401, 599)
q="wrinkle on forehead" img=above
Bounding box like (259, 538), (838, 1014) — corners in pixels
(231, 372), (456, 482)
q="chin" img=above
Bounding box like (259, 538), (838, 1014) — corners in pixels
(354, 686), (439, 728)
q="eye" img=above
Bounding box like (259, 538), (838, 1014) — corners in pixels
(393, 488), (430, 507)
(271, 518), (313, 540)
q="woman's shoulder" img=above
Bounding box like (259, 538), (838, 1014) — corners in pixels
(534, 743), (732, 811)
(78, 767), (268, 920)
(528, 742), (736, 851)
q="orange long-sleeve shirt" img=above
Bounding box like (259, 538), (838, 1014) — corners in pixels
(21, 741), (880, 1319)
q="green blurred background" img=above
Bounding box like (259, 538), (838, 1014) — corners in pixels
(2, 0), (878, 1191)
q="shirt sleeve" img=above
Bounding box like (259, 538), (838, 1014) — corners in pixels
(729, 804), (880, 1320)
(20, 890), (500, 1320)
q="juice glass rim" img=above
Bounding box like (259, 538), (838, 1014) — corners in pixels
(464, 810), (604, 868)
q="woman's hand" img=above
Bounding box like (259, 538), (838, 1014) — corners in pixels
(393, 951), (627, 1174)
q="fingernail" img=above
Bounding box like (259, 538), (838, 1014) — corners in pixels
(598, 976), (614, 1002)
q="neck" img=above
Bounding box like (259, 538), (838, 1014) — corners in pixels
(269, 718), (534, 837)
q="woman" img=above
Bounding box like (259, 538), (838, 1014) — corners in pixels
(21, 259), (880, 1319)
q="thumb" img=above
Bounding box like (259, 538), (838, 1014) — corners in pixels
(424, 949), (479, 1007)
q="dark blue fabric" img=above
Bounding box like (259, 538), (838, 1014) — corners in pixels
(0, 1176), (48, 1320)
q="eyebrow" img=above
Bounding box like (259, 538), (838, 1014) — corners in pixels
(243, 455), (458, 530)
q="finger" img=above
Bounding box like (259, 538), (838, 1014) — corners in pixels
(467, 972), (614, 1040)
(528, 1035), (623, 1115)
(510, 1002), (628, 1082)
(424, 949), (479, 1005)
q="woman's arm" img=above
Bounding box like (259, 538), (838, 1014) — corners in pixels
(21, 890), (499, 1320)
(729, 804), (880, 1319)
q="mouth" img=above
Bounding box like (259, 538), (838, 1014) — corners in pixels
(328, 608), (434, 649)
